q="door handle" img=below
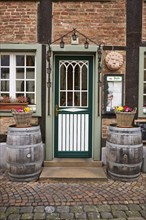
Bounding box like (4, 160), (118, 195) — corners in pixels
(55, 105), (59, 117)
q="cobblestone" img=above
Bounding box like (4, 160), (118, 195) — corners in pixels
(0, 170), (146, 219)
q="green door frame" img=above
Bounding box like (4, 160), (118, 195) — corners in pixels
(54, 56), (93, 158)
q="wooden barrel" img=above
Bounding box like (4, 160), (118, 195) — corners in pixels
(106, 125), (143, 181)
(6, 125), (44, 182)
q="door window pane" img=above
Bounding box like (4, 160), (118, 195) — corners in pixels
(60, 92), (66, 106)
(82, 92), (87, 106)
(60, 66), (66, 90)
(67, 92), (73, 106)
(67, 65), (73, 90)
(74, 66), (80, 90)
(82, 65), (87, 90)
(75, 92), (80, 106)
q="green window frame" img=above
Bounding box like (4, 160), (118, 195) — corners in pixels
(0, 44), (42, 116)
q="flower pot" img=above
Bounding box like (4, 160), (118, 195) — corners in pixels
(0, 103), (28, 111)
(12, 111), (32, 128)
(115, 111), (136, 128)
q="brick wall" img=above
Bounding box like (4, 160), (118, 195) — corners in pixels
(0, 1), (38, 43)
(52, 0), (126, 143)
(52, 0), (126, 46)
(142, 1), (146, 41)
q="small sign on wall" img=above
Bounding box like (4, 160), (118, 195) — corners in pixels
(104, 74), (124, 114)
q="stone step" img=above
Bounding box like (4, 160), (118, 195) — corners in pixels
(39, 167), (107, 181)
(43, 158), (102, 168)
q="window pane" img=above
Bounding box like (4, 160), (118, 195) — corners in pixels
(1, 81), (9, 91)
(60, 66), (66, 90)
(144, 96), (146, 106)
(75, 92), (80, 106)
(26, 94), (35, 104)
(82, 65), (87, 90)
(1, 55), (9, 66)
(144, 83), (146, 94)
(67, 65), (73, 90)
(26, 56), (35, 66)
(26, 81), (35, 92)
(26, 68), (35, 79)
(144, 70), (146, 81)
(60, 92), (66, 106)
(16, 80), (24, 92)
(1, 68), (9, 79)
(16, 68), (24, 79)
(82, 92), (87, 106)
(74, 66), (80, 90)
(16, 55), (24, 66)
(67, 92), (73, 106)
(144, 56), (146, 69)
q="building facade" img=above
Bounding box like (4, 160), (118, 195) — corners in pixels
(0, 0), (145, 161)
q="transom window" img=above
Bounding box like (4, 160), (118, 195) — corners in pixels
(0, 53), (36, 104)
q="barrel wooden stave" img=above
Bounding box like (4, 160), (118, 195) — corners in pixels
(106, 125), (143, 181)
(7, 126), (42, 146)
(6, 126), (44, 182)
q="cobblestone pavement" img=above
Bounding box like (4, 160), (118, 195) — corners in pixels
(0, 170), (146, 220)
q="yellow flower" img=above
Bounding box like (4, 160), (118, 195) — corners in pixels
(115, 106), (124, 112)
(24, 107), (31, 113)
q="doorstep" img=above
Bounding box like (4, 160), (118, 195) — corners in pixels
(39, 159), (107, 181)
(39, 167), (107, 181)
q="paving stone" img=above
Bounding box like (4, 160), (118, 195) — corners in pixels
(112, 210), (127, 218)
(70, 206), (83, 213)
(128, 204), (142, 211)
(56, 206), (69, 213)
(98, 205), (111, 212)
(126, 210), (142, 217)
(46, 213), (60, 220)
(60, 212), (74, 220)
(140, 204), (146, 210)
(0, 213), (7, 220)
(8, 214), (20, 220)
(0, 207), (7, 213)
(140, 210), (146, 218)
(20, 207), (33, 213)
(87, 212), (100, 219)
(83, 205), (98, 212)
(6, 207), (20, 215)
(112, 218), (126, 220)
(34, 206), (45, 213)
(111, 205), (128, 211)
(21, 213), (34, 220)
(127, 218), (145, 220)
(75, 212), (87, 219)
(34, 212), (46, 220)
(100, 211), (113, 219)
(45, 206), (55, 214)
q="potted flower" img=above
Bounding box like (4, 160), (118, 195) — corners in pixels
(114, 106), (137, 127)
(12, 107), (32, 127)
(0, 95), (28, 111)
